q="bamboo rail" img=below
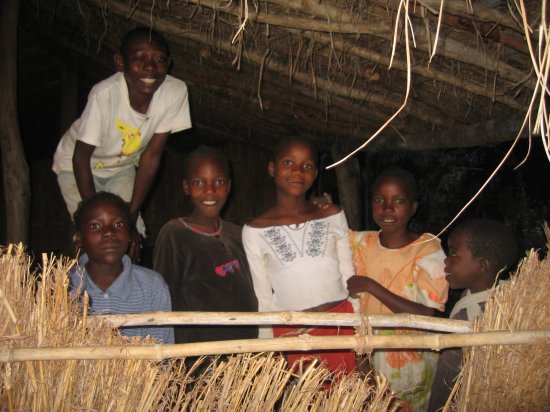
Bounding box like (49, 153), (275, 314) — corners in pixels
(1, 330), (548, 362)
(89, 311), (471, 333)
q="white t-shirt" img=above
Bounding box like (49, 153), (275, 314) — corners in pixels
(52, 72), (192, 178)
(242, 210), (356, 331)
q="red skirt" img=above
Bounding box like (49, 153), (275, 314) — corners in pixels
(273, 300), (356, 374)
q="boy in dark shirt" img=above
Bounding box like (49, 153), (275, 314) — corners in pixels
(428, 218), (518, 412)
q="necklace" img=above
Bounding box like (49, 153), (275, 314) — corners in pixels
(181, 217), (222, 237)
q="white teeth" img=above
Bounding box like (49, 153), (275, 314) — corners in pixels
(141, 78), (156, 84)
(203, 201), (216, 206)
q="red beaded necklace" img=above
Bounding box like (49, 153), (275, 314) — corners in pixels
(181, 217), (222, 237)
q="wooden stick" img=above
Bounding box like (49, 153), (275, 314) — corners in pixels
(88, 311), (471, 333)
(1, 330), (548, 362)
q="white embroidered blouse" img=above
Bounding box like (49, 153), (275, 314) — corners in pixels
(242, 211), (356, 325)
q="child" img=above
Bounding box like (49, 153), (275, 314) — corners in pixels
(347, 167), (449, 411)
(153, 146), (258, 344)
(52, 27), (192, 260)
(69, 191), (174, 343)
(242, 138), (357, 374)
(427, 218), (518, 412)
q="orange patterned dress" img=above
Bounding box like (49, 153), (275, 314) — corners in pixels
(350, 231), (449, 412)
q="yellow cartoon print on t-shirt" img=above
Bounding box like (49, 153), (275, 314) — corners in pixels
(116, 119), (143, 156)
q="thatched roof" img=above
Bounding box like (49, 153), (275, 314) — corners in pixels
(17, 0), (544, 156)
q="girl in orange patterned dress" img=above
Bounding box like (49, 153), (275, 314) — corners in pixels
(347, 167), (449, 412)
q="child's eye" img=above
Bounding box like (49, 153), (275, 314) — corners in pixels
(89, 223), (100, 230)
(115, 221), (126, 229)
(395, 198), (406, 204)
(192, 180), (204, 187)
(282, 159), (293, 166)
(373, 197), (383, 204)
(215, 178), (227, 186)
(154, 55), (169, 65)
(130, 54), (146, 63)
(303, 163), (315, 170)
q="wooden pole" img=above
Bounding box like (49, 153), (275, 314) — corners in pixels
(331, 145), (362, 230)
(0, 0), (31, 245)
(1, 330), (548, 362)
(88, 311), (472, 333)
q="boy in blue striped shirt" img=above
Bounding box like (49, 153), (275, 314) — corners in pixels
(70, 191), (174, 343)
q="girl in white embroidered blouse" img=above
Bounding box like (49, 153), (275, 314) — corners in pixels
(242, 138), (358, 375)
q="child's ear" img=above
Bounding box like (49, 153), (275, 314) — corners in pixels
(412, 200), (419, 215)
(75, 231), (82, 248)
(113, 52), (125, 72)
(268, 161), (275, 178)
(479, 257), (490, 273)
(182, 179), (190, 196)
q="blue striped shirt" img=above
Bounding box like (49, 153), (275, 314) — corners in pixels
(70, 254), (175, 343)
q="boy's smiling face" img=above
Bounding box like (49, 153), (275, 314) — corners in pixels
(115, 34), (171, 98)
(76, 201), (130, 268)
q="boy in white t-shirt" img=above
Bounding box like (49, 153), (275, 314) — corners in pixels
(53, 27), (192, 261)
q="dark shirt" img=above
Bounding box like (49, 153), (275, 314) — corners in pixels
(153, 218), (258, 343)
(428, 294), (486, 412)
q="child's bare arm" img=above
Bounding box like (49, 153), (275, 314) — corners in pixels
(73, 141), (97, 199)
(129, 131), (170, 222)
(347, 275), (435, 316)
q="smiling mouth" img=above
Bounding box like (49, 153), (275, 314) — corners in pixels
(202, 200), (217, 206)
(381, 218), (396, 223)
(101, 243), (121, 251)
(140, 78), (157, 85)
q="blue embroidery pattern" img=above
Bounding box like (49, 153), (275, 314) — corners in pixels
(306, 221), (327, 257)
(263, 228), (296, 262)
(261, 221), (329, 263)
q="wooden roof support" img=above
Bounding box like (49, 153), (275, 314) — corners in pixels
(369, 114), (526, 151)
(157, 0), (534, 89)
(103, 0), (451, 127)
(303, 31), (527, 111)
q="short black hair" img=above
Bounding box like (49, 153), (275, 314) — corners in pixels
(454, 218), (519, 274)
(120, 27), (170, 57)
(374, 167), (418, 201)
(73, 192), (133, 232)
(271, 138), (318, 167)
(183, 145), (230, 179)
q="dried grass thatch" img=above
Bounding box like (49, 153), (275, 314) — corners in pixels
(0, 244), (395, 411)
(452, 244), (550, 411)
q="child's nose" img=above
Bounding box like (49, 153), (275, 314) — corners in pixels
(102, 226), (116, 237)
(142, 57), (155, 71)
(291, 164), (303, 174)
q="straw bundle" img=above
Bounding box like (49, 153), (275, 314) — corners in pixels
(0, 245), (395, 411)
(452, 247), (550, 411)
(0, 245), (182, 411)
